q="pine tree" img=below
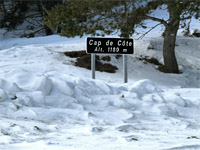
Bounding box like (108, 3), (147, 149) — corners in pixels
(0, 0), (28, 30)
(0, 0), (63, 36)
(44, 0), (200, 73)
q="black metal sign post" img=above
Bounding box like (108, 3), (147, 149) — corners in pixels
(86, 37), (134, 83)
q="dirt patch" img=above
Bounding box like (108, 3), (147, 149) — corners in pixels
(115, 55), (122, 59)
(64, 51), (118, 73)
(138, 56), (181, 74)
(101, 56), (111, 62)
(64, 51), (86, 58)
(138, 56), (162, 66)
(144, 57), (162, 66)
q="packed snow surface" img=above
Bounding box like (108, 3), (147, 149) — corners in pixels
(0, 35), (200, 150)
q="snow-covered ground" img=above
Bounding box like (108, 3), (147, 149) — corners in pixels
(0, 34), (200, 150)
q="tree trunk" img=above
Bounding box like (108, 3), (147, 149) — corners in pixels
(162, 17), (180, 73)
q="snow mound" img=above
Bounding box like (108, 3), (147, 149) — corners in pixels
(0, 74), (199, 125)
(0, 79), (21, 93)
(0, 72), (200, 149)
(0, 89), (8, 102)
(33, 76), (53, 95)
(129, 79), (162, 98)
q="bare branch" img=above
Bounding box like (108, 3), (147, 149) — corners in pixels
(144, 15), (168, 27)
(180, 15), (192, 20)
(137, 23), (162, 40)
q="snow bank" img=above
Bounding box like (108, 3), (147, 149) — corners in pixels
(0, 72), (199, 126)
(0, 35), (85, 51)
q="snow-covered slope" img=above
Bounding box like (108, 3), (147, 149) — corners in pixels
(1, 35), (199, 87)
(0, 35), (200, 150)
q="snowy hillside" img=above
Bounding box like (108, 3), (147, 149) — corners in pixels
(0, 35), (200, 150)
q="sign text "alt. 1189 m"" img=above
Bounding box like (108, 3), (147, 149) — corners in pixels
(86, 37), (134, 54)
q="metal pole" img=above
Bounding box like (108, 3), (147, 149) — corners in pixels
(123, 54), (128, 83)
(91, 54), (95, 79)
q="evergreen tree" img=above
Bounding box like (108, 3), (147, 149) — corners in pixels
(0, 0), (63, 36)
(44, 0), (200, 73)
(0, 0), (28, 30)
